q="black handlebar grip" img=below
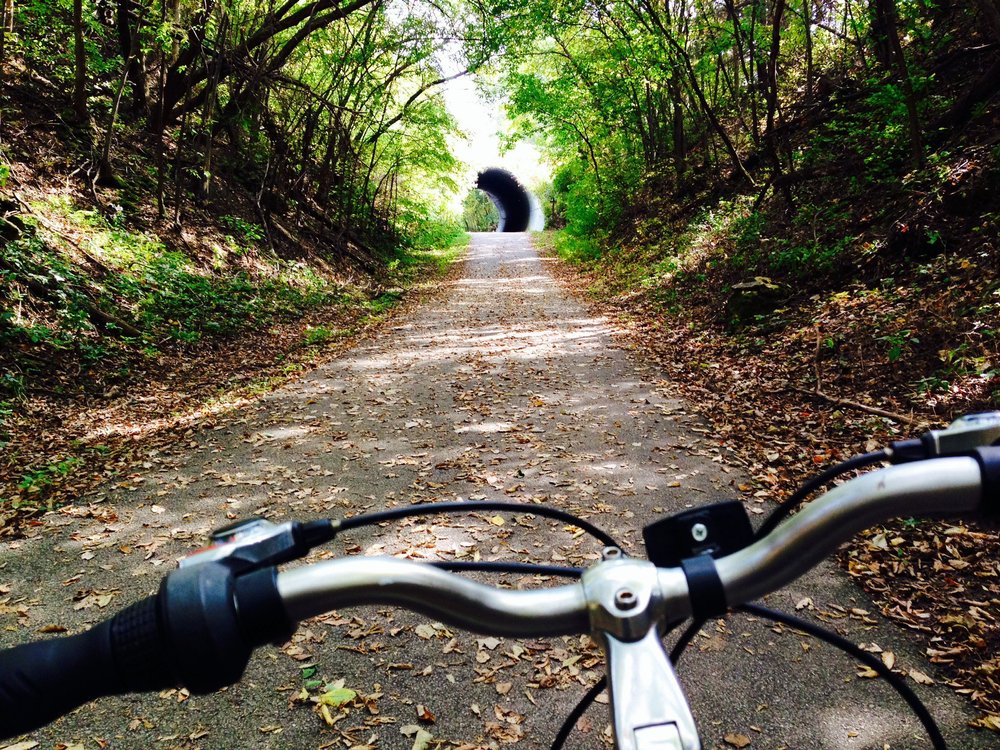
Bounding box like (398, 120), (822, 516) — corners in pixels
(0, 595), (174, 739)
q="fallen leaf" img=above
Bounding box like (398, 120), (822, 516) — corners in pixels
(401, 725), (433, 750)
(414, 624), (436, 640)
(320, 686), (357, 707)
(909, 669), (935, 685)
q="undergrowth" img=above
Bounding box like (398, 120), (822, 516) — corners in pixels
(547, 131), (1000, 416)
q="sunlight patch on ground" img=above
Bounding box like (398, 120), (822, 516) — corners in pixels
(80, 392), (259, 443)
(453, 421), (517, 434)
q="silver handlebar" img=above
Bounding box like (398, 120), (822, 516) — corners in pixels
(272, 457), (988, 750)
(713, 455), (983, 606)
(277, 556), (589, 635)
(278, 457), (984, 631)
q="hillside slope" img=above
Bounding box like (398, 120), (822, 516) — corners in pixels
(538, 14), (1000, 727)
(0, 64), (465, 532)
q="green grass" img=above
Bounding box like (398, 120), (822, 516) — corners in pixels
(0, 198), (355, 358)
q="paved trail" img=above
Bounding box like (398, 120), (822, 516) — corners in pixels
(1, 233), (990, 750)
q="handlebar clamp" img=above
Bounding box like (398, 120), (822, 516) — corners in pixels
(972, 446), (1000, 520)
(680, 555), (727, 620)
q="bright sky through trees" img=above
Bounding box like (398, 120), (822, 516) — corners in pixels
(442, 75), (551, 205)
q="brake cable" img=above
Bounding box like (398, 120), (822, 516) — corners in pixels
(740, 603), (947, 750)
(431, 560), (583, 577)
(335, 500), (622, 548)
(671, 449), (891, 665)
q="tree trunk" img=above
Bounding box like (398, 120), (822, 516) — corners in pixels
(932, 55), (1000, 133)
(765, 0), (794, 209)
(154, 0), (169, 218)
(117, 0), (148, 114)
(803, 0), (814, 98)
(871, 0), (923, 167)
(197, 11), (229, 202)
(173, 78), (193, 227)
(671, 79), (686, 183)
(868, 0), (895, 67)
(975, 0), (1000, 43)
(73, 0), (87, 123)
(0, 0), (7, 127)
(97, 50), (134, 187)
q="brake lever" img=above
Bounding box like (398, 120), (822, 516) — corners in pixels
(180, 517), (336, 572)
(892, 411), (1000, 463)
(925, 412), (1000, 454)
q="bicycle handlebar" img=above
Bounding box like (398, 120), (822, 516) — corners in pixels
(0, 596), (173, 737)
(281, 455), (990, 634)
(1, 449), (997, 742)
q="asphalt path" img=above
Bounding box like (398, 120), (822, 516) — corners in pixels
(0, 233), (991, 750)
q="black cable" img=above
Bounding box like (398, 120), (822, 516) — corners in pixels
(670, 617), (706, 665)
(336, 500), (621, 548)
(431, 561), (583, 578)
(755, 450), (889, 540)
(551, 676), (607, 750)
(739, 603), (947, 750)
(428, 557), (590, 750)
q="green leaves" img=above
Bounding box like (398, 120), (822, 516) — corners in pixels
(319, 686), (358, 708)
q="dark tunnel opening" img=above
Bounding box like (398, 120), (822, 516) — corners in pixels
(476, 168), (532, 232)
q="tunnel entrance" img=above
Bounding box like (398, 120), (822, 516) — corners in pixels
(475, 168), (543, 232)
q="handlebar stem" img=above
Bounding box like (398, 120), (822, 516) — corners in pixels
(581, 554), (701, 750)
(600, 628), (701, 750)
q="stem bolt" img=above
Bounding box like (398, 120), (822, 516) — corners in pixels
(615, 588), (638, 610)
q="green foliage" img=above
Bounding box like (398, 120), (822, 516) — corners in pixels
(118, 253), (260, 342)
(1, 203), (346, 353)
(462, 190), (499, 232)
(1, 233), (101, 352)
(400, 213), (466, 253)
(730, 211), (767, 260)
(548, 161), (620, 240)
(767, 237), (851, 275)
(220, 215), (265, 245)
(552, 230), (602, 264)
(877, 329), (920, 363)
(302, 325), (347, 347)
(12, 457), (82, 508)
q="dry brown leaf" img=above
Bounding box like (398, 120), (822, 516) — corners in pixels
(909, 669), (935, 685)
(724, 732), (752, 748)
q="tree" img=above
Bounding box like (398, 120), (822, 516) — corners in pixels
(72, 0), (87, 123)
(463, 189), (499, 231)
